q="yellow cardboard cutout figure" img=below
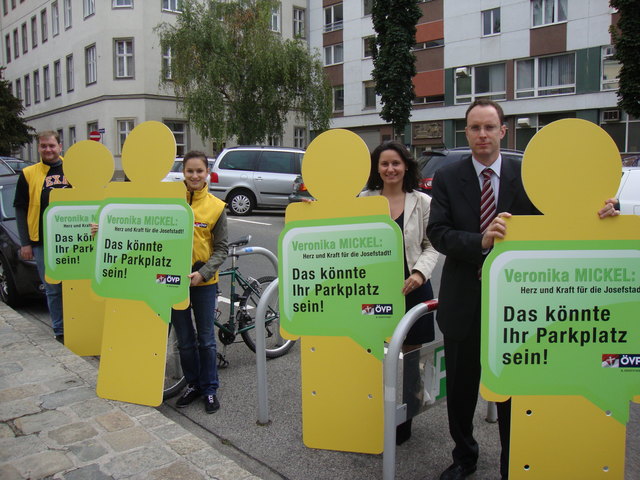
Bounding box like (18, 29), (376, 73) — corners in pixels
(94, 121), (189, 407)
(282, 129), (405, 454)
(46, 141), (113, 356)
(481, 119), (640, 479)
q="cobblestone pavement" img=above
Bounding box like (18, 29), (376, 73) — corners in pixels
(0, 303), (261, 480)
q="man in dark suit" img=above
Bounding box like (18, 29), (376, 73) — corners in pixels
(427, 99), (619, 480)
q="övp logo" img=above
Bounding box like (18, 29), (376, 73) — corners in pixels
(156, 274), (181, 285)
(620, 354), (640, 367)
(361, 304), (393, 315)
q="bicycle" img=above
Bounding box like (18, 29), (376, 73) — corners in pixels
(163, 235), (294, 399)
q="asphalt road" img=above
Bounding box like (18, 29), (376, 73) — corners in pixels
(15, 209), (639, 480)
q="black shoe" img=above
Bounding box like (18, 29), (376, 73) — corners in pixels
(439, 463), (477, 480)
(176, 385), (201, 408)
(396, 419), (412, 445)
(54, 335), (64, 344)
(204, 394), (220, 414)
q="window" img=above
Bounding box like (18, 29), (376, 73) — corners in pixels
(114, 39), (134, 78)
(52, 1), (60, 36)
(68, 126), (76, 147)
(601, 46), (620, 91)
(66, 54), (74, 92)
(85, 44), (97, 85)
(162, 0), (182, 13)
(267, 136), (282, 147)
(516, 53), (575, 98)
(482, 8), (500, 36)
(12, 29), (18, 58)
(15, 78), (21, 102)
(63, 0), (72, 29)
(293, 7), (305, 38)
(324, 43), (343, 66)
(57, 129), (64, 148)
(164, 121), (187, 156)
(54, 60), (62, 96)
(413, 38), (444, 51)
(117, 119), (135, 153)
(31, 16), (38, 48)
(532, 0), (567, 27)
(21, 22), (27, 54)
(84, 0), (95, 17)
(41, 10), (48, 43)
(324, 4), (343, 33)
(43, 65), (51, 100)
(2, 0), (6, 16)
(87, 121), (98, 139)
(294, 127), (306, 149)
(363, 81), (376, 109)
(4, 34), (10, 63)
(363, 0), (372, 16)
(455, 63), (506, 104)
(363, 36), (374, 58)
(162, 47), (172, 80)
(113, 0), (133, 7)
(24, 74), (30, 106)
(333, 86), (344, 112)
(270, 5), (280, 33)
(33, 70), (40, 103)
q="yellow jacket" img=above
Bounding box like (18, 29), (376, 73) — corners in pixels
(22, 160), (63, 242)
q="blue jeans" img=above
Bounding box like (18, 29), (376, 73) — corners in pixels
(171, 283), (219, 396)
(33, 244), (64, 336)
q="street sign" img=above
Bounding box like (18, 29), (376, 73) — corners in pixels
(98, 128), (105, 134)
(89, 131), (101, 141)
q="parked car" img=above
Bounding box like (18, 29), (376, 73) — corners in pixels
(0, 156), (35, 173)
(0, 175), (44, 307)
(418, 147), (524, 194)
(209, 146), (305, 215)
(616, 167), (640, 215)
(162, 157), (216, 184)
(288, 175), (314, 203)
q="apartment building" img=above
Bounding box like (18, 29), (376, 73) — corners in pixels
(1, 0), (310, 172)
(311, 0), (638, 157)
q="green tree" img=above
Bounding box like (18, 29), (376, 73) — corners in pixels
(0, 69), (33, 155)
(371, 0), (421, 136)
(609, 0), (640, 117)
(156, 0), (331, 146)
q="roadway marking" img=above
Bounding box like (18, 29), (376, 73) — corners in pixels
(217, 296), (254, 309)
(228, 218), (272, 226)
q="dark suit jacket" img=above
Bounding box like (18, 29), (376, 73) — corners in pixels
(426, 155), (539, 341)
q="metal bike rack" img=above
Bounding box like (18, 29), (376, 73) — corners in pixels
(235, 246), (278, 274)
(383, 300), (439, 480)
(254, 278), (279, 425)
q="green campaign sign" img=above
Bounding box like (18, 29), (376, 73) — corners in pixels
(481, 240), (640, 424)
(92, 199), (193, 323)
(279, 215), (405, 360)
(44, 202), (100, 280)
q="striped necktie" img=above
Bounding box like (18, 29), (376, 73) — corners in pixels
(480, 168), (496, 233)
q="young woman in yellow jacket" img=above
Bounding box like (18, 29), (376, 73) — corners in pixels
(173, 151), (228, 414)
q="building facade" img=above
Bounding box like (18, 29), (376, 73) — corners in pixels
(310, 0), (638, 158)
(1, 0), (310, 173)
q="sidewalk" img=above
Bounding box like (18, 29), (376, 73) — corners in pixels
(0, 303), (260, 480)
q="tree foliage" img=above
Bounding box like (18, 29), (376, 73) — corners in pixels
(0, 69), (33, 155)
(156, 0), (332, 145)
(609, 0), (640, 117)
(371, 0), (421, 136)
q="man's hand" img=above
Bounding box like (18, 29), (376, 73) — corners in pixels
(20, 245), (33, 260)
(598, 198), (620, 219)
(481, 212), (512, 250)
(188, 271), (204, 287)
(402, 271), (426, 296)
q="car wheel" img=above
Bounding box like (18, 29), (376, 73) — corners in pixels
(0, 256), (21, 307)
(228, 190), (256, 216)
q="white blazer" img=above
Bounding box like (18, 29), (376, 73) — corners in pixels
(360, 189), (439, 281)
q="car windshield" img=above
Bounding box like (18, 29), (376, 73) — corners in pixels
(0, 160), (16, 176)
(0, 183), (16, 220)
(170, 160), (183, 173)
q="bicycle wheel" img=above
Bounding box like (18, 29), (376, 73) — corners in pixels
(163, 323), (186, 399)
(239, 276), (294, 358)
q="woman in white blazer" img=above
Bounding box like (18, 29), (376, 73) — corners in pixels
(361, 140), (440, 444)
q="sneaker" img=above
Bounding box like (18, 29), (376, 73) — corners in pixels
(204, 394), (220, 414)
(54, 335), (64, 344)
(176, 385), (201, 408)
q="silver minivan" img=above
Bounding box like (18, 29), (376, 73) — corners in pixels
(209, 146), (304, 215)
